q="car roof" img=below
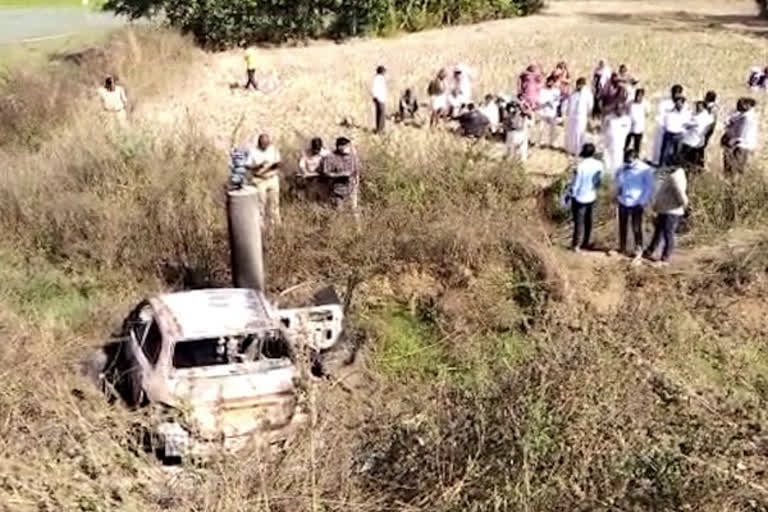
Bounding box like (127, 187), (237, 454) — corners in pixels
(150, 288), (278, 341)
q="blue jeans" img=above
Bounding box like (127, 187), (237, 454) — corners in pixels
(645, 214), (681, 261)
(571, 200), (594, 249)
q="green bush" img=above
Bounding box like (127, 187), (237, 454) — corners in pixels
(104, 0), (545, 47)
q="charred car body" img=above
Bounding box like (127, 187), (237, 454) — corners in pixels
(86, 287), (347, 462)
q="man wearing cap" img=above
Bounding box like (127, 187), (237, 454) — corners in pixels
(319, 137), (361, 212)
(245, 133), (282, 226)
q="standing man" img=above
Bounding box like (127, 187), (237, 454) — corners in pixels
(565, 77), (594, 156)
(651, 84), (684, 166)
(680, 101), (714, 168)
(592, 60), (612, 118)
(567, 143), (604, 252)
(722, 97), (758, 177)
(625, 88), (647, 155)
(504, 97), (533, 162)
(244, 47), (258, 90)
(537, 76), (561, 148)
(644, 155), (688, 265)
(372, 65), (388, 134)
(614, 148), (655, 258)
(245, 134), (282, 226)
(428, 68), (448, 127)
(659, 96), (690, 167)
(698, 90), (719, 166)
(599, 73), (628, 121)
(319, 137), (362, 214)
(98, 76), (129, 125)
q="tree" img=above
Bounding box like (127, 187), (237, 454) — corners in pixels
(104, 0), (544, 48)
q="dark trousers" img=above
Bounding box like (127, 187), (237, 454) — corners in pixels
(723, 146), (750, 176)
(645, 213), (680, 261)
(571, 200), (594, 250)
(659, 131), (683, 166)
(373, 99), (386, 133)
(680, 144), (702, 168)
(245, 69), (258, 90)
(624, 132), (643, 154)
(618, 204), (644, 254)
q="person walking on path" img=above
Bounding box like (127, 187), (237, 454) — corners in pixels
(371, 66), (388, 134)
(644, 156), (688, 265)
(566, 143), (604, 252)
(614, 148), (655, 258)
(244, 48), (258, 90)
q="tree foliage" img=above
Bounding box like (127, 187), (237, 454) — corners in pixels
(104, 0), (544, 47)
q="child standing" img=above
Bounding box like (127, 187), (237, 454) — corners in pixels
(625, 88), (646, 156)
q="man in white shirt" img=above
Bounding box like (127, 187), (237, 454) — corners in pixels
(479, 94), (501, 133)
(680, 101), (714, 167)
(537, 75), (561, 148)
(246, 133), (282, 226)
(567, 142), (604, 251)
(651, 84), (684, 165)
(659, 96), (690, 167)
(371, 66), (387, 134)
(625, 88), (646, 156)
(98, 76), (129, 125)
(453, 65), (472, 106)
(722, 97), (758, 176)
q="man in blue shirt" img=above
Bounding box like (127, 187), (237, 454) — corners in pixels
(614, 148), (655, 257)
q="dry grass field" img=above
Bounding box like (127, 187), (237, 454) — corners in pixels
(3, 1), (768, 511)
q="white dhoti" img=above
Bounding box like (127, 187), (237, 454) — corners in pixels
(430, 94), (447, 111)
(650, 123), (665, 165)
(603, 116), (631, 176)
(564, 90), (594, 156)
(505, 129), (528, 162)
(539, 115), (558, 147)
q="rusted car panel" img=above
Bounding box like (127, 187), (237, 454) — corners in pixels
(92, 287), (345, 462)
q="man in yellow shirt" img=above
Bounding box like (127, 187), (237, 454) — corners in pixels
(244, 48), (258, 91)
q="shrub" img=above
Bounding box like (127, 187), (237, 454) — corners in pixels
(103, 0), (545, 47)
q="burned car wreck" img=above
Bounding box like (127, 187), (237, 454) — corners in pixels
(83, 182), (356, 462)
(85, 287), (349, 462)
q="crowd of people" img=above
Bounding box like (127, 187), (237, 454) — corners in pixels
(97, 52), (762, 265)
(363, 60), (760, 264)
(367, 60), (759, 177)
